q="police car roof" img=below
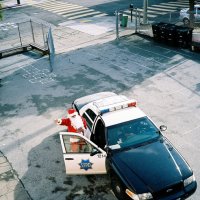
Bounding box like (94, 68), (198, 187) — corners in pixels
(74, 92), (117, 110)
(91, 94), (146, 127)
(102, 107), (146, 127)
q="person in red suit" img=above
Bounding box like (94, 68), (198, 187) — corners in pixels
(55, 108), (87, 152)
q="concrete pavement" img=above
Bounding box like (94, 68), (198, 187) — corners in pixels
(1, 1), (200, 200)
(0, 151), (31, 200)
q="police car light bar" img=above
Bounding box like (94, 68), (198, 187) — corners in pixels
(100, 101), (136, 115)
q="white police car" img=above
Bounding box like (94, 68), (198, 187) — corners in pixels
(180, 4), (200, 25)
(59, 92), (197, 200)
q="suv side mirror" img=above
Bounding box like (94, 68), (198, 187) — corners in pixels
(160, 125), (167, 132)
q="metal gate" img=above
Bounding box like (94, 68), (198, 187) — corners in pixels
(0, 19), (50, 58)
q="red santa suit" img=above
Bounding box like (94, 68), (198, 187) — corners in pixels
(57, 109), (87, 133)
(57, 109), (87, 152)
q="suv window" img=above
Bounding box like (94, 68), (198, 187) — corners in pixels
(86, 109), (97, 121)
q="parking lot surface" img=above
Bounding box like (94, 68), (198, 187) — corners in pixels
(0, 4), (200, 199)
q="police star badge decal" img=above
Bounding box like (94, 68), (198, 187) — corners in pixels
(79, 159), (93, 171)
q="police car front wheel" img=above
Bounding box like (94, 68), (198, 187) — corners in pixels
(111, 175), (129, 200)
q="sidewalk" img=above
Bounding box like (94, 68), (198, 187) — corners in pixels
(1, 0), (23, 9)
(0, 151), (31, 200)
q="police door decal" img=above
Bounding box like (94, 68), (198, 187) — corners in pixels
(79, 159), (93, 171)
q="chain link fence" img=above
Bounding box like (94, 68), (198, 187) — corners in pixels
(116, 8), (200, 50)
(0, 19), (50, 57)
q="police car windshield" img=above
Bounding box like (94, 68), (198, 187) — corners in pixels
(107, 117), (160, 149)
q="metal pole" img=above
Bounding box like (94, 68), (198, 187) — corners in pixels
(41, 24), (46, 48)
(169, 12), (171, 22)
(135, 9), (138, 33)
(17, 23), (23, 47)
(30, 19), (35, 43)
(116, 10), (119, 40)
(131, 10), (133, 22)
(143, 0), (147, 24)
(130, 4), (134, 23)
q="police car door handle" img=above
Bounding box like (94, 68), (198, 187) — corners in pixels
(65, 158), (74, 160)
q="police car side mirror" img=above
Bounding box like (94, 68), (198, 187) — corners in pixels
(90, 148), (100, 156)
(160, 125), (167, 132)
(104, 146), (112, 156)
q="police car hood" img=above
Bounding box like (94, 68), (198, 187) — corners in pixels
(111, 138), (191, 193)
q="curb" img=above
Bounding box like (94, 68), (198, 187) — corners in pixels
(0, 151), (32, 200)
(0, 2), (24, 10)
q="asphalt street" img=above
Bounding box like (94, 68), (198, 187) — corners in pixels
(0, 0), (200, 200)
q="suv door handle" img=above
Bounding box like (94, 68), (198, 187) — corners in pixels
(65, 158), (74, 160)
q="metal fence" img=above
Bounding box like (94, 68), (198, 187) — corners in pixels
(47, 27), (55, 72)
(116, 9), (200, 49)
(0, 19), (49, 52)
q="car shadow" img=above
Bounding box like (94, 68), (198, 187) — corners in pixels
(14, 133), (115, 200)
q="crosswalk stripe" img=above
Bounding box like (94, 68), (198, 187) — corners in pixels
(68, 11), (102, 20)
(26, 0), (188, 21)
(129, 8), (160, 17)
(124, 12), (157, 18)
(37, 5), (86, 13)
(29, 0), (107, 19)
(35, 3), (84, 10)
(136, 8), (170, 15)
(122, 0), (189, 20)
(63, 9), (101, 18)
(57, 7), (89, 15)
(160, 3), (188, 7)
(151, 4), (183, 10)
(148, 6), (177, 12)
(92, 13), (108, 18)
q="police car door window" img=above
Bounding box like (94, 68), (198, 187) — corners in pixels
(62, 135), (93, 153)
(94, 120), (106, 149)
(82, 113), (93, 130)
(86, 109), (97, 121)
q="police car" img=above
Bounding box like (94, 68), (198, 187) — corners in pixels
(59, 92), (197, 200)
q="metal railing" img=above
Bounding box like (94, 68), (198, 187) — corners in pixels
(115, 8), (200, 50)
(0, 19), (49, 54)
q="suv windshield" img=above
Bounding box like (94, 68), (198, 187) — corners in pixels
(107, 116), (160, 149)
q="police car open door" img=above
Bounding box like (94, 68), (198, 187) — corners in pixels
(59, 132), (107, 175)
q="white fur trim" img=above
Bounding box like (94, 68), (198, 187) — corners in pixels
(70, 138), (80, 143)
(68, 112), (78, 118)
(57, 119), (62, 125)
(70, 115), (84, 130)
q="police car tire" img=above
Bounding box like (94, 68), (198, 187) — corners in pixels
(111, 175), (129, 200)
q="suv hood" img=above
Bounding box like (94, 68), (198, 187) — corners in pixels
(111, 138), (192, 193)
